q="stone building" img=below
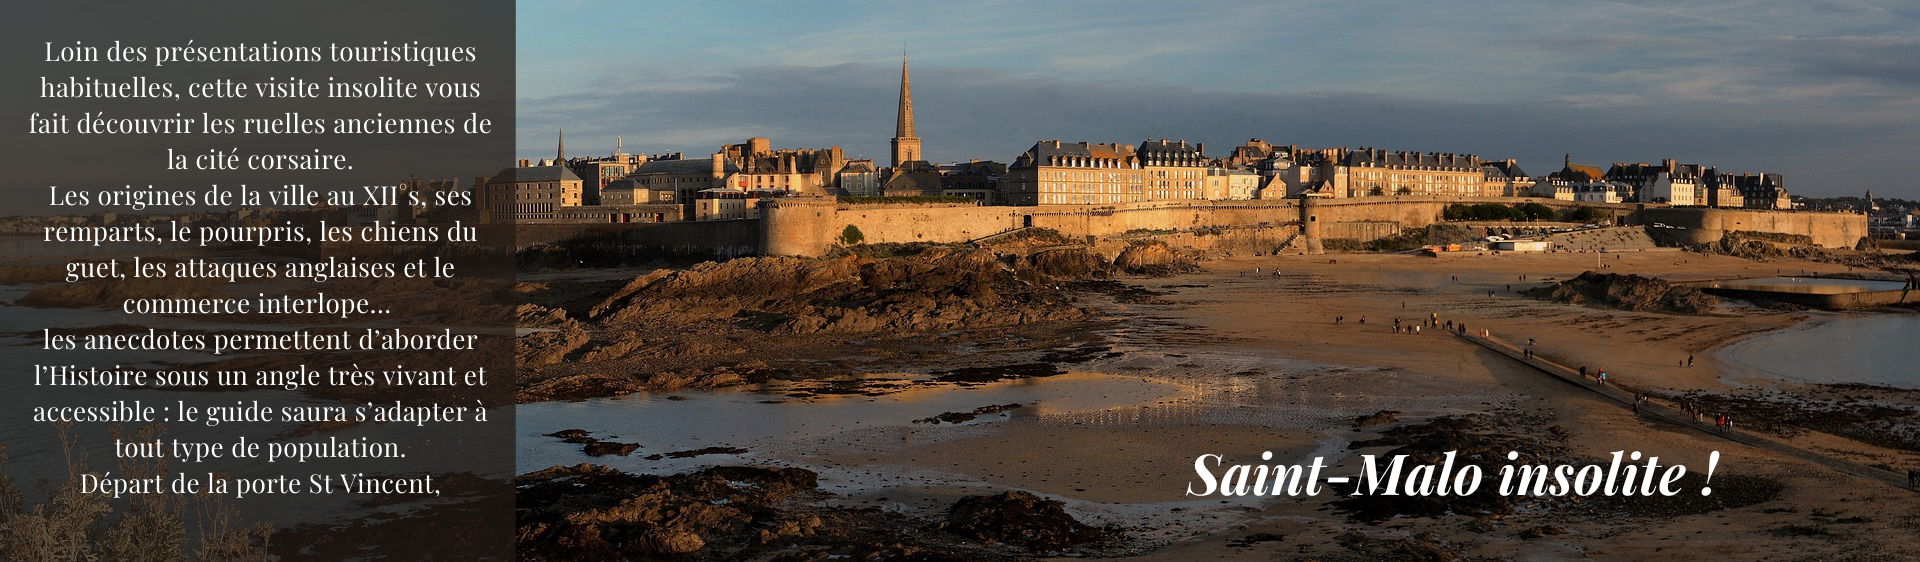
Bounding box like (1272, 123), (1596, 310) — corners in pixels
(1337, 148), (1487, 197)
(1543, 155), (1608, 201)
(694, 188), (795, 221)
(599, 178), (675, 206)
(1256, 149), (1343, 198)
(719, 137), (842, 196)
(481, 165), (582, 223)
(625, 153), (740, 219)
(1223, 138), (1278, 169)
(882, 160), (943, 196)
(890, 55), (922, 168)
(1138, 139), (1208, 200)
(1726, 172), (1790, 210)
(1480, 159), (1536, 197)
(937, 160), (1006, 202)
(880, 55), (941, 195)
(1000, 140), (1144, 206)
(1604, 159), (1709, 206)
(836, 159), (881, 197)
(1256, 146), (1486, 198)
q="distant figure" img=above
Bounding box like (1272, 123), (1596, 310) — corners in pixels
(1908, 469), (1916, 489)
(1580, 366), (1589, 378)
(1358, 317), (1365, 325)
(1687, 354), (1694, 368)
(1335, 315), (1344, 325)
(1527, 338), (1536, 347)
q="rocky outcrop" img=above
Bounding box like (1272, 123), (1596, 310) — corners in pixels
(938, 491), (1107, 551)
(586, 249), (1087, 336)
(516, 465), (1113, 560)
(514, 464), (820, 560)
(1113, 241), (1200, 276)
(1524, 272), (1719, 314)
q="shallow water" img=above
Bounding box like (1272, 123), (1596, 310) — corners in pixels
(1718, 313), (1920, 388)
(1704, 276), (1907, 295)
(514, 372), (1190, 475)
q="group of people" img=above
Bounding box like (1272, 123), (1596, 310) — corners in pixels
(1675, 401), (1737, 433)
(1578, 365), (1609, 386)
(1381, 312), (1476, 337)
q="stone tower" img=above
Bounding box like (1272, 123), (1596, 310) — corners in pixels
(890, 55), (921, 168)
(556, 129), (565, 163)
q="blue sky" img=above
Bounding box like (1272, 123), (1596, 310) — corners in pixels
(517, 0), (1920, 198)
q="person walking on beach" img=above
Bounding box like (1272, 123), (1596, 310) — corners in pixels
(1335, 315), (1343, 325)
(1687, 354), (1694, 368)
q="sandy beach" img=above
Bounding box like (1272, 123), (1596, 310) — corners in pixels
(1095, 250), (1920, 559)
(514, 246), (1920, 559)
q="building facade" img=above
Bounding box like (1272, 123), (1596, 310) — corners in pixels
(481, 165), (583, 223)
(1138, 139), (1208, 201)
(1001, 141), (1144, 206)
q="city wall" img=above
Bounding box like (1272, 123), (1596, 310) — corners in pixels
(516, 219), (759, 258)
(762, 196), (1653, 257)
(495, 196), (1863, 258)
(1633, 207), (1867, 249)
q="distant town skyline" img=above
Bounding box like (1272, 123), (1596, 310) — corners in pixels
(518, 0), (1920, 198)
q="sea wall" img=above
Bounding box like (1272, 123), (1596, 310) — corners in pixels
(515, 219), (759, 258)
(713, 197), (1859, 257)
(1631, 208), (1867, 249)
(759, 196), (1649, 257)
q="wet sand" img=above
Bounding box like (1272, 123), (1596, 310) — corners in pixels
(1112, 250), (1920, 560)
(520, 248), (1920, 558)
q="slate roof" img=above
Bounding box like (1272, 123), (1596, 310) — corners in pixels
(489, 165), (580, 185)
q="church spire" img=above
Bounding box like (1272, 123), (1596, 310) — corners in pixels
(896, 55), (915, 138)
(890, 54), (922, 168)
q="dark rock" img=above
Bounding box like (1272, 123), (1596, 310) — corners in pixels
(940, 491), (1106, 551)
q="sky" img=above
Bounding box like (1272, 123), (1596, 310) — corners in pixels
(516, 0), (1920, 199)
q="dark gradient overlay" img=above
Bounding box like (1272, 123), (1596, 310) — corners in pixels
(2, 1), (514, 559)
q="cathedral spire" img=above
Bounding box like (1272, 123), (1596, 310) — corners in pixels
(890, 55), (922, 168)
(896, 55), (914, 138)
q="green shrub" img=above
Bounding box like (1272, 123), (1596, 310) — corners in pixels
(836, 224), (865, 246)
